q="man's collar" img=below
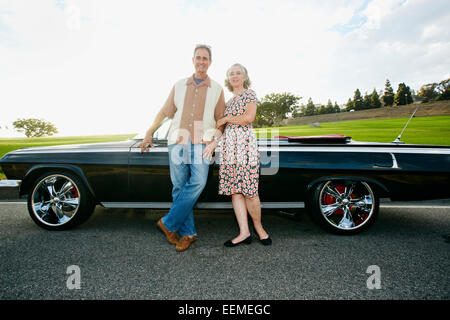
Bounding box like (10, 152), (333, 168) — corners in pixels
(187, 74), (211, 87)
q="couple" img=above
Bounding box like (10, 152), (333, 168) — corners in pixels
(139, 44), (271, 252)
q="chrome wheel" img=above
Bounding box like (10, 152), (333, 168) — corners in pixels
(318, 180), (376, 231)
(31, 174), (81, 227)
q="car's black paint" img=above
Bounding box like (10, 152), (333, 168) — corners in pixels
(2, 138), (450, 203)
(1, 134), (450, 233)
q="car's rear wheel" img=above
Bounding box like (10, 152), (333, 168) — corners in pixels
(308, 180), (379, 235)
(27, 172), (95, 230)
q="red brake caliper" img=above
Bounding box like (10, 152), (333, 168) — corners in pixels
(70, 187), (79, 198)
(323, 184), (346, 215)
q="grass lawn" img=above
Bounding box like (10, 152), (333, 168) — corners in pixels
(255, 115), (450, 145)
(1, 115), (449, 180)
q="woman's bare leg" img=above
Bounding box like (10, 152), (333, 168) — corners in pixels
(231, 193), (251, 243)
(245, 195), (269, 240)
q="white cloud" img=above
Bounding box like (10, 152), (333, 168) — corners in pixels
(0, 0), (449, 137)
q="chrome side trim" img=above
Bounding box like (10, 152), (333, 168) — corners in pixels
(129, 146), (450, 154)
(11, 148), (132, 154)
(0, 180), (21, 187)
(100, 201), (305, 209)
(12, 146), (450, 155)
(261, 147), (450, 154)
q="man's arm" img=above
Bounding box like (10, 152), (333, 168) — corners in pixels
(202, 89), (226, 160)
(139, 87), (176, 152)
(213, 89), (227, 137)
(140, 109), (166, 151)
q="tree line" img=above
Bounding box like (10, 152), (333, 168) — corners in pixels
(416, 78), (450, 103)
(254, 77), (449, 128)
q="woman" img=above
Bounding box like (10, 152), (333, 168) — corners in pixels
(215, 63), (271, 247)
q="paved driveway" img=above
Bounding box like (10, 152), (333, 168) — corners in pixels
(0, 202), (449, 300)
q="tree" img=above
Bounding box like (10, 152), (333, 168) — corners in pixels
(363, 92), (371, 110)
(436, 78), (450, 101)
(345, 98), (353, 111)
(417, 78), (450, 102)
(417, 83), (438, 102)
(394, 83), (413, 105)
(255, 92), (301, 127)
(303, 98), (317, 116)
(370, 88), (382, 109)
(325, 99), (334, 114)
(292, 104), (303, 118)
(254, 102), (277, 127)
(382, 79), (395, 107)
(334, 101), (341, 113)
(13, 118), (58, 138)
(353, 89), (364, 110)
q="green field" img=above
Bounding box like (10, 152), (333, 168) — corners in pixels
(1, 116), (450, 180)
(255, 115), (450, 145)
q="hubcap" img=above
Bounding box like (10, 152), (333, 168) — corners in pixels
(319, 181), (375, 230)
(31, 174), (80, 226)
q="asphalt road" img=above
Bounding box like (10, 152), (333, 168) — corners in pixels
(0, 201), (449, 300)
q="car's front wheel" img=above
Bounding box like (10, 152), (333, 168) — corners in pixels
(27, 172), (95, 230)
(308, 180), (379, 235)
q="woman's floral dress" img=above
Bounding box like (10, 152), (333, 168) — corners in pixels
(218, 89), (260, 197)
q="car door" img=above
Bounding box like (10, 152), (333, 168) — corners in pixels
(128, 120), (173, 203)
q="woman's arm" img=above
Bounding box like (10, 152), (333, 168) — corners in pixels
(217, 102), (257, 127)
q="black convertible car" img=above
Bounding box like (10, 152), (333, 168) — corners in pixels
(1, 120), (450, 234)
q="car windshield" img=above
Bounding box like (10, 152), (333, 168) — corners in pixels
(133, 118), (171, 140)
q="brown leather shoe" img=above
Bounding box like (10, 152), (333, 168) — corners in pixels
(176, 235), (197, 252)
(157, 219), (179, 245)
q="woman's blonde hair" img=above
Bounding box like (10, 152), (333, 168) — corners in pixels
(224, 63), (251, 92)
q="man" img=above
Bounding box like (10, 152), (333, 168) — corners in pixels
(139, 44), (226, 252)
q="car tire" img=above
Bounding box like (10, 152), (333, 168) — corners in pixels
(27, 171), (95, 230)
(307, 180), (379, 235)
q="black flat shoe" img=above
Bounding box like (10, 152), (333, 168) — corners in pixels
(253, 226), (272, 246)
(224, 235), (252, 247)
(258, 237), (272, 246)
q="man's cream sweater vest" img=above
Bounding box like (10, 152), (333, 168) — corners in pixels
(167, 77), (222, 145)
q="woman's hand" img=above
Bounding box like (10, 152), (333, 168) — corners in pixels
(202, 140), (218, 161)
(216, 116), (230, 128)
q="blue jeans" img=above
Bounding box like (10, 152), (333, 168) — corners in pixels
(161, 140), (210, 237)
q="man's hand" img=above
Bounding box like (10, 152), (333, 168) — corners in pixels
(202, 140), (218, 161)
(138, 138), (154, 153)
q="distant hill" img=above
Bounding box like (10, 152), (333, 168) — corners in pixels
(284, 100), (450, 126)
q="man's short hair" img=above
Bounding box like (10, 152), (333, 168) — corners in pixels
(194, 44), (212, 60)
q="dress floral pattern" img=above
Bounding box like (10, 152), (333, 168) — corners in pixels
(218, 89), (260, 197)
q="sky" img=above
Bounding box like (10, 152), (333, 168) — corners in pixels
(1, 0), (449, 137)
